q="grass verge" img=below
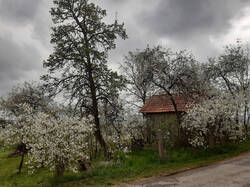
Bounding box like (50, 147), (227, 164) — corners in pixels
(1, 140), (250, 187)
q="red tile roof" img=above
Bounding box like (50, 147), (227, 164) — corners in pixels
(140, 93), (199, 114)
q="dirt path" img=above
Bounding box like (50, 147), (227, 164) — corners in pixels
(119, 152), (250, 187)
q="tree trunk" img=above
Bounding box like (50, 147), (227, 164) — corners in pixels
(55, 162), (65, 177)
(86, 66), (107, 156)
(89, 136), (93, 160)
(17, 143), (28, 174)
(94, 125), (107, 157)
(243, 101), (248, 134)
(84, 35), (107, 157)
(9, 143), (27, 158)
(209, 128), (215, 149)
(90, 80), (107, 157)
(78, 160), (91, 172)
(236, 110), (239, 125)
(169, 95), (183, 146)
(144, 119), (152, 145)
(220, 135), (228, 145)
(95, 137), (98, 158)
(89, 77), (107, 156)
(247, 110), (250, 133)
(18, 153), (25, 174)
(157, 129), (165, 158)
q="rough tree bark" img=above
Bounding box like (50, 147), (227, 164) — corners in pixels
(157, 129), (165, 158)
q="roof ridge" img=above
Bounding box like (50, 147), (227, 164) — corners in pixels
(141, 92), (202, 114)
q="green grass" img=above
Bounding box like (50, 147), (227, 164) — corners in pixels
(1, 141), (250, 187)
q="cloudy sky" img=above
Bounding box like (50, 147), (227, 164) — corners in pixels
(1, 0), (250, 96)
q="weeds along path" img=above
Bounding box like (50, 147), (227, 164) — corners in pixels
(120, 152), (250, 187)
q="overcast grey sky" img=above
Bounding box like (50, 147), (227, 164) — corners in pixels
(1, 0), (250, 96)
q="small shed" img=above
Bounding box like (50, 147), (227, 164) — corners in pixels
(140, 93), (197, 144)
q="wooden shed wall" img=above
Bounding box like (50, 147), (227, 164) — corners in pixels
(144, 112), (179, 146)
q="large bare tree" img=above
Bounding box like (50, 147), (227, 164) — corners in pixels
(120, 46), (159, 108)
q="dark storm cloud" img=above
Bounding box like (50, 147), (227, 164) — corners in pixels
(0, 34), (42, 95)
(0, 0), (250, 96)
(0, 0), (42, 24)
(0, 0), (50, 96)
(95, 0), (160, 68)
(0, 0), (52, 46)
(139, 0), (249, 39)
(130, 0), (250, 62)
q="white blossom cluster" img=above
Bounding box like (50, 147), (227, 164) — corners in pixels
(105, 132), (131, 154)
(182, 94), (245, 147)
(104, 114), (145, 154)
(0, 104), (93, 174)
(0, 104), (34, 147)
(123, 114), (145, 140)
